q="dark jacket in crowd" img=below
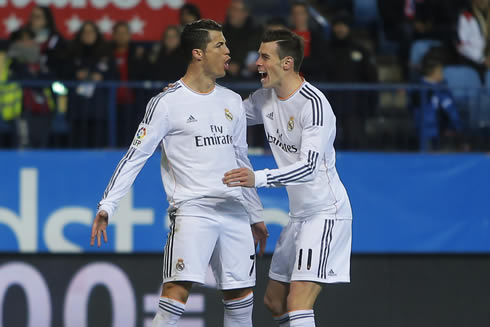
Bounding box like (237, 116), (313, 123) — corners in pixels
(65, 42), (118, 82)
(147, 45), (187, 82)
(222, 16), (262, 79)
(324, 35), (378, 84)
(323, 33), (378, 149)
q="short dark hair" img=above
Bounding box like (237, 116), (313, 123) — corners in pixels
(261, 29), (304, 72)
(420, 49), (445, 76)
(181, 19), (222, 63)
(420, 57), (443, 77)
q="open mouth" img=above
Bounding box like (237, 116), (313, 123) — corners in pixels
(225, 59), (231, 70)
(259, 71), (268, 82)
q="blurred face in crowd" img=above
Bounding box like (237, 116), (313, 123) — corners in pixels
(180, 9), (199, 25)
(113, 24), (131, 48)
(434, 65), (443, 82)
(256, 41), (288, 89)
(333, 22), (350, 40)
(18, 30), (35, 44)
(430, 65), (444, 82)
(81, 23), (98, 45)
(201, 30), (231, 79)
(290, 4), (309, 31)
(29, 7), (47, 32)
(228, 0), (249, 28)
(164, 26), (181, 51)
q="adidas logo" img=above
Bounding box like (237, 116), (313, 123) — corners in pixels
(266, 112), (274, 120)
(328, 269), (336, 277)
(187, 115), (197, 123)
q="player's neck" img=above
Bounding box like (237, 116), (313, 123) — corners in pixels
(275, 74), (304, 100)
(181, 66), (216, 94)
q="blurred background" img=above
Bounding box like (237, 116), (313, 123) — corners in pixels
(0, 0), (489, 326)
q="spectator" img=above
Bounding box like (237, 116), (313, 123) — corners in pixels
(111, 21), (146, 147)
(378, 0), (466, 79)
(325, 12), (378, 83)
(179, 3), (201, 26)
(26, 5), (67, 78)
(455, 0), (490, 82)
(8, 27), (56, 148)
(289, 1), (327, 80)
(222, 0), (262, 80)
(66, 21), (117, 82)
(412, 54), (463, 151)
(378, 0), (418, 79)
(0, 44), (22, 148)
(323, 11), (379, 149)
(112, 21), (146, 83)
(146, 25), (186, 82)
(65, 21), (118, 148)
(412, 0), (464, 42)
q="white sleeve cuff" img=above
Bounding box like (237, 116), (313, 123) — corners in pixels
(254, 169), (268, 188)
(249, 211), (264, 224)
(97, 204), (114, 219)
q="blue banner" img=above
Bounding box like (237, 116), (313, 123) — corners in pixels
(0, 151), (489, 253)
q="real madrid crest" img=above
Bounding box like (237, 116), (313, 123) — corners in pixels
(225, 108), (233, 121)
(176, 258), (185, 271)
(287, 116), (295, 131)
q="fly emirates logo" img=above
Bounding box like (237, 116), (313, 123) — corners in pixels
(195, 125), (233, 147)
(267, 131), (298, 153)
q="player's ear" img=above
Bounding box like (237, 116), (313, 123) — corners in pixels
(192, 48), (203, 61)
(283, 56), (294, 70)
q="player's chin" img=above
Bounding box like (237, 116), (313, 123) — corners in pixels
(217, 70), (226, 78)
(260, 79), (271, 88)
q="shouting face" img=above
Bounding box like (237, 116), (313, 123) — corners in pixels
(201, 30), (231, 79)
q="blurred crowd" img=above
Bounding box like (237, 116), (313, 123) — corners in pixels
(0, 0), (489, 152)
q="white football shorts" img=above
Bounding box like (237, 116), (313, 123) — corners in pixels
(269, 216), (352, 284)
(162, 199), (256, 290)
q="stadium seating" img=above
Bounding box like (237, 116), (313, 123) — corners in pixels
(478, 71), (490, 129)
(443, 65), (482, 129)
(353, 0), (379, 26)
(409, 39), (442, 69)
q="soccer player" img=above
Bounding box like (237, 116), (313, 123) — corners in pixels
(222, 29), (352, 327)
(90, 19), (268, 327)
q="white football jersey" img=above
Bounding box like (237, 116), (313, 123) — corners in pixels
(244, 80), (352, 219)
(98, 80), (263, 223)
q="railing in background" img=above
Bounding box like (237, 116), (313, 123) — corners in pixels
(1, 80), (489, 151)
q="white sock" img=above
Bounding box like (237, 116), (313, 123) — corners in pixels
(289, 310), (315, 327)
(222, 292), (254, 327)
(152, 296), (185, 327)
(273, 312), (290, 327)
